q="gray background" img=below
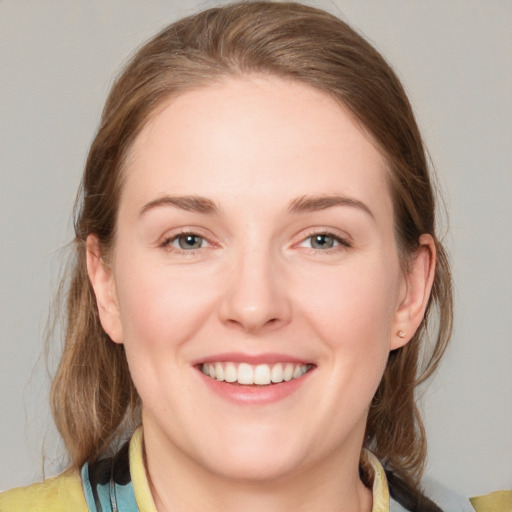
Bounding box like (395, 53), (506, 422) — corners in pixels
(1, 0), (511, 497)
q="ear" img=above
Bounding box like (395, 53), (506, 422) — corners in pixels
(86, 234), (124, 344)
(391, 234), (436, 350)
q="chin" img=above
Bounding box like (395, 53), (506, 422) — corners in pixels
(196, 426), (318, 483)
(204, 449), (306, 483)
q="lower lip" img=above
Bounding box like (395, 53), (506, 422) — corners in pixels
(197, 369), (313, 405)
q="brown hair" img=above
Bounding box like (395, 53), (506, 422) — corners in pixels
(51, 0), (452, 493)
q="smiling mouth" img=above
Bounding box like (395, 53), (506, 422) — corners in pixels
(200, 362), (313, 386)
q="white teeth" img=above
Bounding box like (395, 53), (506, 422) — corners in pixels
(215, 362), (224, 382)
(254, 364), (271, 385)
(200, 362), (311, 386)
(224, 362), (237, 383)
(238, 363), (254, 384)
(270, 363), (283, 383)
(283, 363), (294, 381)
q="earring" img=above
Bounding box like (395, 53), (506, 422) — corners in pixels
(397, 330), (406, 338)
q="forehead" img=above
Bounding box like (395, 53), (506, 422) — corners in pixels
(122, 76), (392, 218)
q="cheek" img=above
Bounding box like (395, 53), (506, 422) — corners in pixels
(298, 256), (399, 338)
(296, 255), (400, 384)
(111, 261), (220, 418)
(113, 259), (217, 356)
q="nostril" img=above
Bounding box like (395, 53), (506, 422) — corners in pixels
(218, 275), (292, 333)
(223, 315), (284, 334)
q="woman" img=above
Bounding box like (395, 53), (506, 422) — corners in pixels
(1, 2), (456, 511)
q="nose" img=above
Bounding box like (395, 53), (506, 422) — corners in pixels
(218, 247), (292, 334)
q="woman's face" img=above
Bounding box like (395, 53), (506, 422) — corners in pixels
(90, 77), (426, 482)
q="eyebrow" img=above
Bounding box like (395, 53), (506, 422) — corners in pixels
(139, 193), (373, 218)
(288, 194), (374, 218)
(140, 195), (221, 216)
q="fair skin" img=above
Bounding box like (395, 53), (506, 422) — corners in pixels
(87, 77), (435, 512)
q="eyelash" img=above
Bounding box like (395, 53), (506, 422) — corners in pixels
(160, 230), (212, 254)
(159, 230), (351, 255)
(297, 231), (351, 252)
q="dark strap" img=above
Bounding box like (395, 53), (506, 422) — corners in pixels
(81, 441), (138, 512)
(386, 469), (444, 512)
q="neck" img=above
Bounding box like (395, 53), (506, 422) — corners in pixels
(143, 423), (373, 512)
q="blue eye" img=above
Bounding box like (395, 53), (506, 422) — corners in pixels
(301, 233), (348, 250)
(171, 234), (206, 250)
(309, 234), (338, 249)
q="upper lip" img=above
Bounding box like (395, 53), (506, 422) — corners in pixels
(191, 352), (313, 366)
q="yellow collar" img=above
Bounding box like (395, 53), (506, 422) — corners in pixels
(361, 448), (390, 512)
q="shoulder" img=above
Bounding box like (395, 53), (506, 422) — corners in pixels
(0, 468), (88, 512)
(470, 490), (512, 512)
